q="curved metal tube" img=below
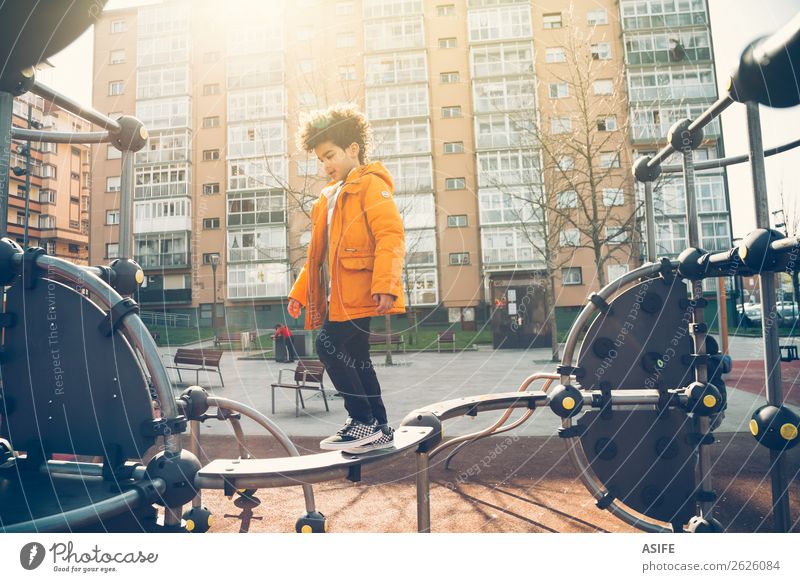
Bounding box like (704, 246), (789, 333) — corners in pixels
(32, 78), (121, 132)
(429, 372), (559, 464)
(205, 396), (316, 512)
(558, 263), (679, 533)
(660, 136), (800, 174)
(1, 477), (166, 533)
(11, 128), (112, 144)
(442, 408), (535, 470)
(227, 415), (251, 460)
(11, 253), (180, 452)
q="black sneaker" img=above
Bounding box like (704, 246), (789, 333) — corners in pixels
(319, 418), (382, 450)
(344, 425), (395, 454)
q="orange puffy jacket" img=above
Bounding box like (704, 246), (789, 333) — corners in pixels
(289, 162), (406, 329)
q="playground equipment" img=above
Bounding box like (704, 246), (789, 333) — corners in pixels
(1, 4), (798, 534)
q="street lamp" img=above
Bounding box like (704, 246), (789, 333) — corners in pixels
(209, 253), (220, 330)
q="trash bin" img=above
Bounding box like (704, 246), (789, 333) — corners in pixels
(274, 336), (288, 362)
(291, 332), (312, 357)
(240, 331), (250, 351)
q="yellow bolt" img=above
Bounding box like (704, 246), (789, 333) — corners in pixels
(208, 515), (215, 528)
(749, 419), (759, 436)
(186, 519), (195, 532)
(563, 397), (575, 410)
(301, 525), (313, 533)
(779, 423), (798, 441)
(324, 520), (329, 533)
(738, 245), (748, 260)
(702, 395), (717, 408)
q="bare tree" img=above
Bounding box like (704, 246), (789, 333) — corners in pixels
(484, 22), (641, 359)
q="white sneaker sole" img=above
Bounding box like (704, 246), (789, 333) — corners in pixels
(343, 439), (395, 454)
(319, 429), (383, 451)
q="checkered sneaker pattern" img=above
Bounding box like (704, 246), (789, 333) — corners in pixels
(319, 418), (382, 450)
(344, 425), (395, 454)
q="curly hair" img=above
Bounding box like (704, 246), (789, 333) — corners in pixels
(297, 104), (372, 165)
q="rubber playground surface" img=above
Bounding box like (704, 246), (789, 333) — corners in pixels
(193, 433), (799, 533)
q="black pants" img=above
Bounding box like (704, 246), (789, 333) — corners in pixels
(315, 317), (387, 425)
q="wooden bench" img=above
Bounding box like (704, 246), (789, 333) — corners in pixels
(368, 332), (405, 353)
(214, 330), (257, 349)
(270, 360), (328, 417)
(780, 344), (799, 362)
(437, 330), (456, 352)
(165, 348), (224, 387)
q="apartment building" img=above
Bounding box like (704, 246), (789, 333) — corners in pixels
(89, 0), (731, 334)
(6, 92), (90, 265)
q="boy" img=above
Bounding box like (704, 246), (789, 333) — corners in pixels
(272, 323), (299, 362)
(287, 105), (405, 453)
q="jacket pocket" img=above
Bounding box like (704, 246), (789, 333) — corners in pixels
(339, 255), (375, 271)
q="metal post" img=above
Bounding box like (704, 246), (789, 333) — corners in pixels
(23, 103), (32, 247)
(679, 135), (716, 525)
(644, 181), (657, 262)
(416, 451), (431, 533)
(717, 277), (729, 355)
(118, 150), (134, 258)
(210, 254), (219, 330)
(190, 420), (202, 510)
(746, 101), (791, 532)
(0, 92), (13, 238)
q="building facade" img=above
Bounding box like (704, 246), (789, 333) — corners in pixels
(89, 0), (731, 331)
(6, 92), (90, 265)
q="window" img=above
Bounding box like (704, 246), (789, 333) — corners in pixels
(471, 43), (534, 77)
(562, 267), (582, 285)
(603, 188), (624, 206)
(41, 164), (57, 179)
(549, 82), (569, 99)
(366, 84), (429, 119)
(202, 253), (219, 265)
(701, 218), (731, 252)
(440, 71), (460, 84)
(597, 115), (618, 131)
(545, 47), (566, 63)
(40, 189), (56, 204)
(202, 149), (220, 161)
(559, 229), (580, 247)
(556, 156), (574, 171)
(106, 210), (120, 225)
(108, 81), (124, 96)
(599, 152), (620, 168)
(605, 226), (628, 245)
(445, 177), (466, 190)
(202, 116), (220, 128)
(444, 141), (464, 154)
(335, 2), (354, 15)
(111, 19), (126, 34)
(448, 214), (467, 227)
(109, 49), (125, 64)
(227, 190), (286, 227)
(437, 4), (455, 16)
(591, 43), (612, 60)
(608, 264), (629, 282)
(339, 65), (356, 81)
(438, 37), (457, 49)
(68, 244), (80, 254)
(587, 9), (608, 25)
(449, 252), (470, 265)
(551, 117), (572, 134)
(106, 243), (120, 259)
(203, 218), (221, 229)
(336, 33), (355, 48)
(543, 13), (562, 29)
(593, 79), (614, 95)
(467, 4), (532, 41)
(203, 51), (221, 63)
(203, 83), (221, 96)
(365, 52), (427, 86)
(203, 182), (220, 195)
(297, 159), (318, 176)
(441, 105), (461, 118)
(107, 145), (121, 160)
(557, 190), (578, 208)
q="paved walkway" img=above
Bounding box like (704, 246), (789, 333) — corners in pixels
(160, 335), (792, 438)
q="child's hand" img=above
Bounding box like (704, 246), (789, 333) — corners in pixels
(373, 294), (395, 315)
(288, 298), (302, 319)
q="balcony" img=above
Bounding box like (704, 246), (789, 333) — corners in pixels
(136, 287), (192, 305)
(135, 253), (190, 270)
